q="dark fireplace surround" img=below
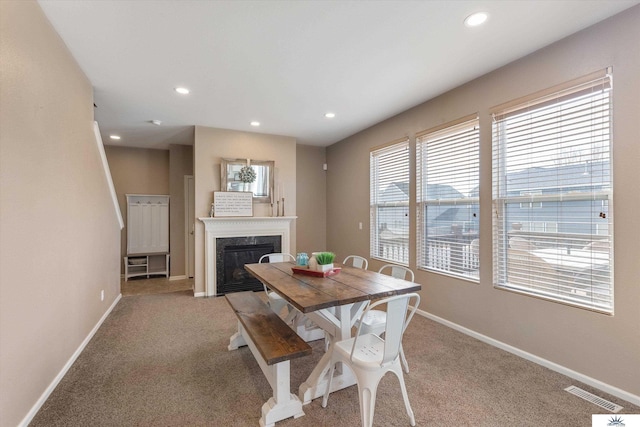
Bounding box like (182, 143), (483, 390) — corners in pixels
(215, 235), (281, 295)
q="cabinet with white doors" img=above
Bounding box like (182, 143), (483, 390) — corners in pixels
(126, 194), (169, 265)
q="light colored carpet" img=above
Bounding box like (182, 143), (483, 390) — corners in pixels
(30, 290), (639, 426)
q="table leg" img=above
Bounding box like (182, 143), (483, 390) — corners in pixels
(291, 312), (326, 342)
(298, 302), (367, 404)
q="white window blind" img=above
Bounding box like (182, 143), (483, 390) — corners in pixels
(370, 139), (410, 264)
(492, 69), (613, 313)
(417, 117), (479, 280)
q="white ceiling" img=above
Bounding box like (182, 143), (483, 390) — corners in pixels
(38, 0), (638, 149)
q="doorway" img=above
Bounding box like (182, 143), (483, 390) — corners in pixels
(184, 175), (195, 278)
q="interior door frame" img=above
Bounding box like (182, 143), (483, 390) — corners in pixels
(184, 175), (195, 279)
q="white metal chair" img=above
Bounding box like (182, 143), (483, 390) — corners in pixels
(343, 255), (369, 270)
(258, 253), (295, 316)
(259, 253), (325, 344)
(354, 264), (415, 373)
(322, 293), (420, 427)
(378, 264), (414, 282)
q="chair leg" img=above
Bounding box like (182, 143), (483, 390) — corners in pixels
(355, 371), (380, 427)
(400, 344), (409, 374)
(269, 298), (287, 316)
(393, 364), (415, 426)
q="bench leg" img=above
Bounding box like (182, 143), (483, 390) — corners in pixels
(228, 320), (247, 350)
(260, 361), (305, 427)
(232, 321), (305, 426)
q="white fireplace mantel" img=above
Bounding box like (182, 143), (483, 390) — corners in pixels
(199, 216), (296, 296)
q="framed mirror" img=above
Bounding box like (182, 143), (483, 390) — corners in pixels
(221, 158), (274, 203)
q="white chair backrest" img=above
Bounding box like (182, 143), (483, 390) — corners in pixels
(352, 293), (420, 366)
(343, 255), (368, 270)
(258, 253), (295, 295)
(259, 253), (295, 263)
(378, 264), (414, 282)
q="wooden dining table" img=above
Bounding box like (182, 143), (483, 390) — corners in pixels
(244, 261), (421, 404)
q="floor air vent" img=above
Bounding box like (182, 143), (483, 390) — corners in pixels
(565, 386), (623, 413)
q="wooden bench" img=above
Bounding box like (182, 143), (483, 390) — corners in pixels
(225, 291), (312, 427)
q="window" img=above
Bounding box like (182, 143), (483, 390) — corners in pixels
(492, 69), (613, 313)
(370, 139), (410, 264)
(416, 116), (479, 280)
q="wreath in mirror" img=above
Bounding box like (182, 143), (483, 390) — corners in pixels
(238, 165), (256, 183)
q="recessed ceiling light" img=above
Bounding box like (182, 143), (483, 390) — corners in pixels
(110, 135), (121, 140)
(324, 112), (336, 119)
(250, 121), (260, 127)
(464, 12), (488, 27)
(174, 87), (190, 95)
(150, 120), (162, 126)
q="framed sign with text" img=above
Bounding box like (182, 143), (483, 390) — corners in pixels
(213, 191), (253, 217)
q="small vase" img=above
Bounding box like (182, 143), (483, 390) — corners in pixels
(308, 255), (318, 270)
(296, 253), (309, 267)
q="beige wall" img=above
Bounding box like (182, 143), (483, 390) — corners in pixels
(169, 144), (194, 277)
(327, 7), (640, 399)
(0, 2), (122, 426)
(104, 146), (170, 273)
(193, 126), (297, 295)
(296, 144), (327, 253)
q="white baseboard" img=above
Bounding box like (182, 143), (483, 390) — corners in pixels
(169, 275), (188, 281)
(18, 294), (123, 427)
(416, 308), (640, 407)
(194, 291), (207, 298)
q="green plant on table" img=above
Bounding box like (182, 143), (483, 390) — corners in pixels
(315, 252), (336, 265)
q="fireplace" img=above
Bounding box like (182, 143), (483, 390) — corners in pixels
(199, 216), (296, 296)
(216, 236), (281, 295)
